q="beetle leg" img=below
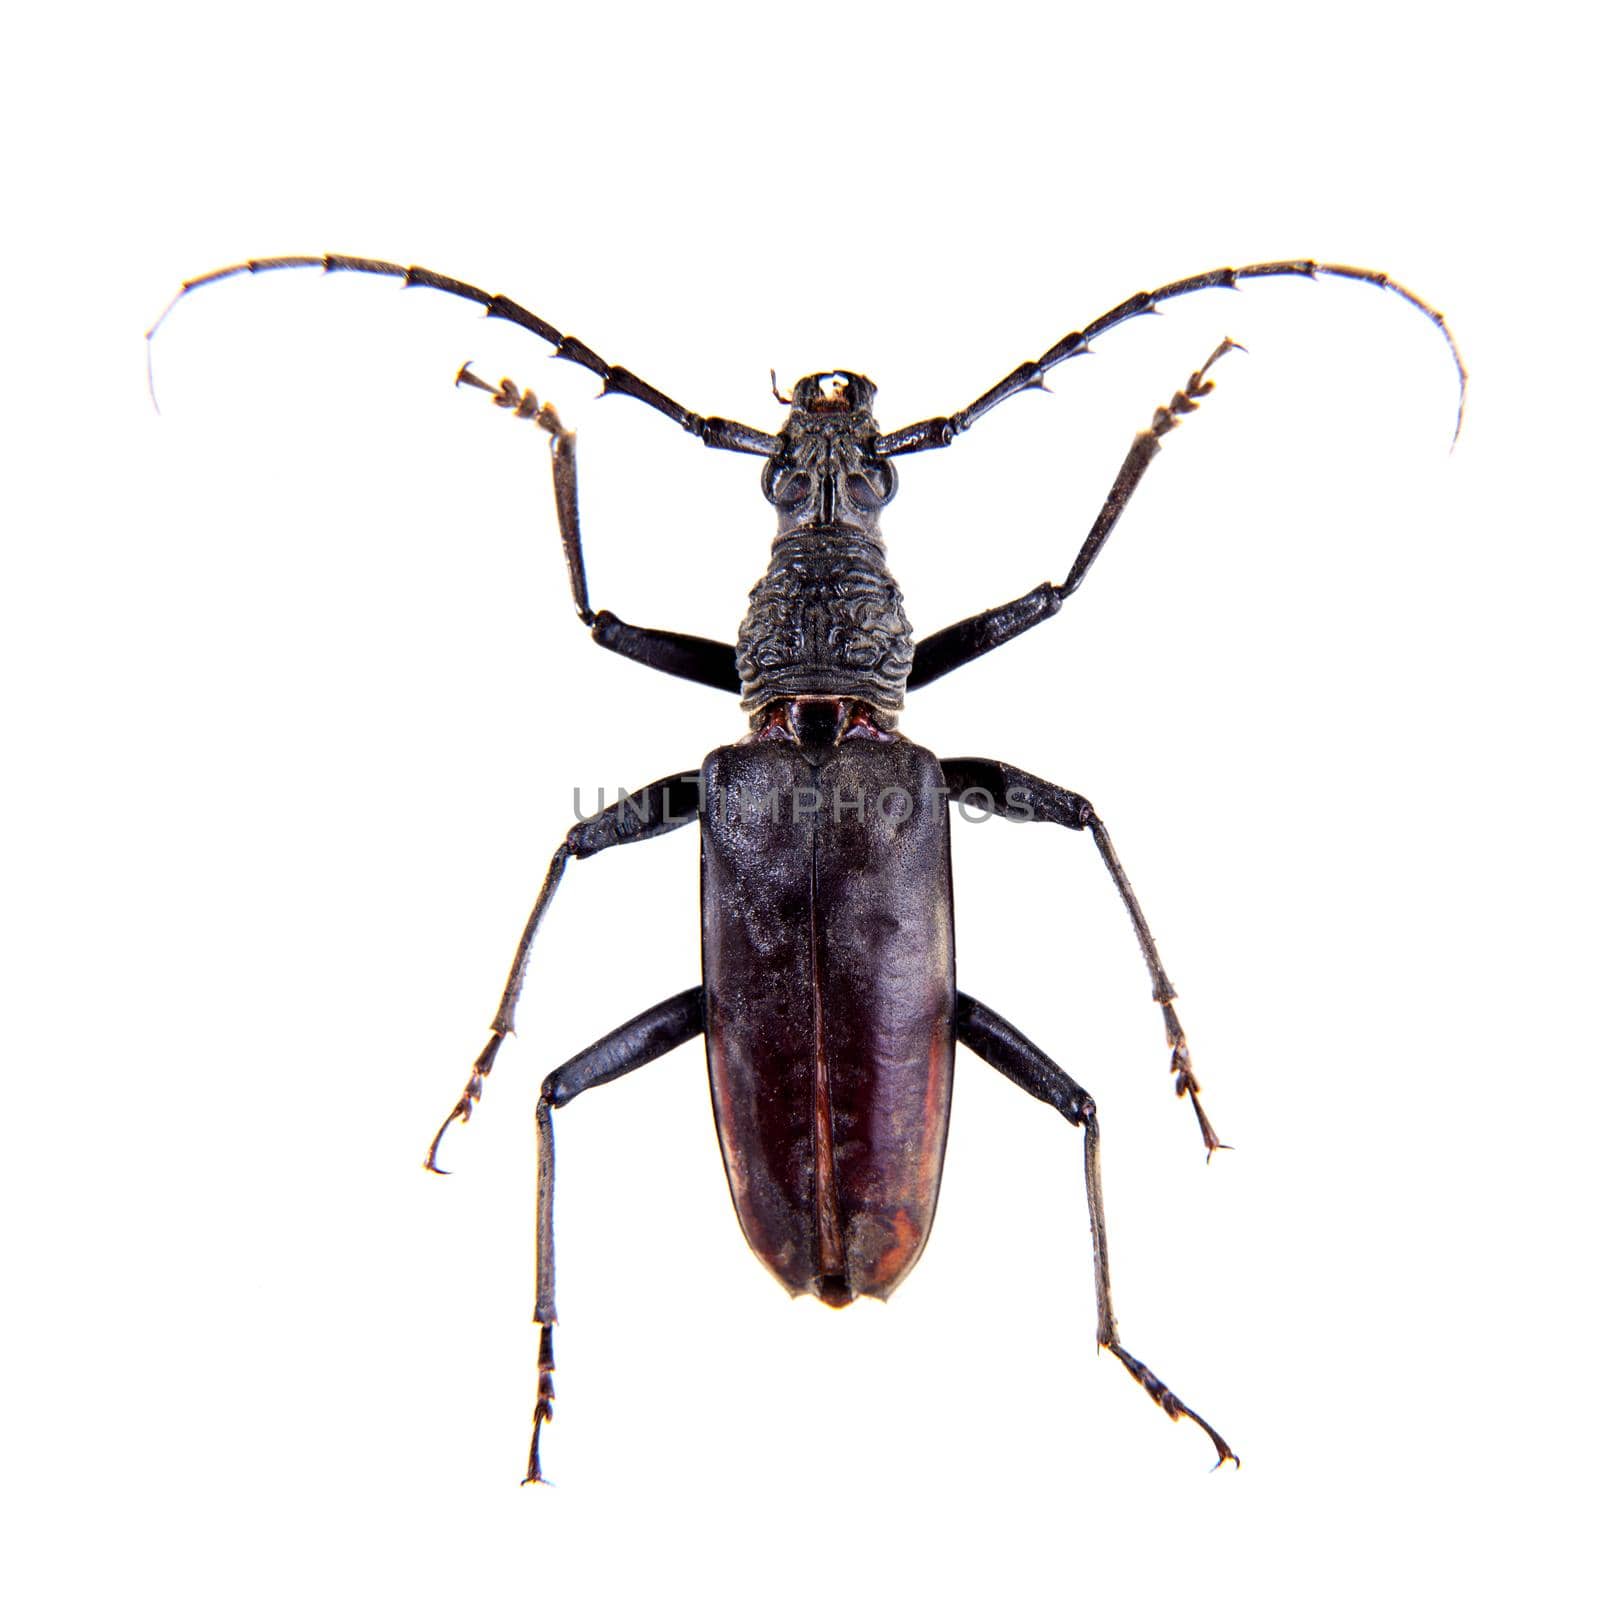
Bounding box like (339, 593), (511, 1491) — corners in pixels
(876, 257), (1462, 455)
(954, 992), (1237, 1468)
(941, 758), (1226, 1157)
(525, 987), (706, 1484)
(1083, 809), (1227, 1159)
(909, 342), (1235, 691)
(455, 363), (744, 695)
(424, 771), (703, 1173)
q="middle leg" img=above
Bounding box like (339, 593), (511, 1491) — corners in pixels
(425, 769), (703, 1172)
(942, 756), (1224, 1156)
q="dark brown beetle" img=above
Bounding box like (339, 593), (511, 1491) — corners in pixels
(151, 255), (1465, 1481)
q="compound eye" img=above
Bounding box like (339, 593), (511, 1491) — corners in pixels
(774, 471), (813, 509)
(845, 463), (895, 509)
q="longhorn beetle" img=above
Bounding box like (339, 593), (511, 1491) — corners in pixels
(151, 255), (1463, 1478)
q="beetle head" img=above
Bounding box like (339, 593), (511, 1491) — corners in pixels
(762, 371), (897, 538)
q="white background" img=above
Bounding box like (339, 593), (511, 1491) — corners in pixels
(4, 4), (1594, 1596)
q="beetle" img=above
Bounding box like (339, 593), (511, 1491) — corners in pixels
(151, 255), (1462, 1479)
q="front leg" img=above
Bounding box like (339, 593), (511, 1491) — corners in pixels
(910, 341), (1234, 689)
(942, 757), (1225, 1157)
(458, 366), (741, 694)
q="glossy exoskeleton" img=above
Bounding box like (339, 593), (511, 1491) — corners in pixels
(151, 255), (1464, 1479)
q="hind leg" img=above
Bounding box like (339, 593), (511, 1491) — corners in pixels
(955, 991), (1236, 1467)
(523, 987), (705, 1483)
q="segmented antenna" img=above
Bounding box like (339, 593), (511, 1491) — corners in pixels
(150, 253), (1465, 446)
(146, 254), (778, 455)
(874, 259), (1466, 453)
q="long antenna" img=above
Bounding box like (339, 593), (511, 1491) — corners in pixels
(147, 254), (778, 455)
